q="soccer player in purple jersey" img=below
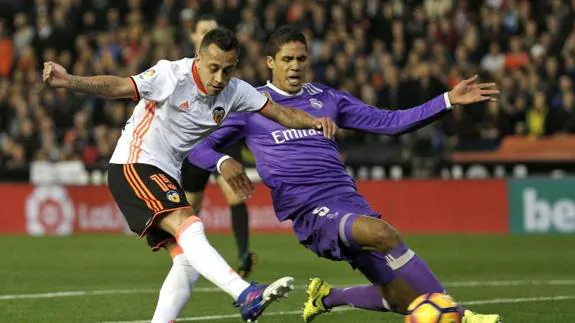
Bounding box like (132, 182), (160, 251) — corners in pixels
(187, 26), (501, 323)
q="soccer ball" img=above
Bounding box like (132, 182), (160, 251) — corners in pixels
(404, 293), (462, 323)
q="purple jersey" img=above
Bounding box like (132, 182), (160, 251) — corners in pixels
(189, 82), (451, 239)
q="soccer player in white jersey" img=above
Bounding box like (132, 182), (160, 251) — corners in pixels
(42, 28), (337, 322)
(182, 15), (258, 279)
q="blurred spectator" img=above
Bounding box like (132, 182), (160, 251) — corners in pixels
(0, 0), (574, 178)
(505, 36), (529, 70)
(549, 92), (575, 134)
(481, 42), (505, 73)
(424, 0), (454, 20)
(526, 92), (552, 137)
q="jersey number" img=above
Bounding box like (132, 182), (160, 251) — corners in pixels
(312, 206), (330, 217)
(150, 174), (177, 192)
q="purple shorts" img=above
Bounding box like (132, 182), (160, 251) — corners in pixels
(292, 200), (396, 284)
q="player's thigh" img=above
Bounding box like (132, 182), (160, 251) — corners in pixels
(295, 204), (371, 261)
(350, 215), (401, 252)
(216, 175), (244, 205)
(108, 163), (191, 249)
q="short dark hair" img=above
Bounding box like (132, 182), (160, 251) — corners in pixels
(193, 14), (217, 32)
(265, 25), (308, 57)
(200, 28), (239, 53)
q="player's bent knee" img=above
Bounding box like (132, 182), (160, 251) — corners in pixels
(165, 240), (184, 259)
(355, 217), (401, 253)
(372, 220), (401, 252)
(158, 207), (199, 237)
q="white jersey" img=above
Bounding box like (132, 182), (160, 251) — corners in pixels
(110, 58), (269, 182)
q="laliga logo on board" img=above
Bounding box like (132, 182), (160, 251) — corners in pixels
(25, 186), (74, 236)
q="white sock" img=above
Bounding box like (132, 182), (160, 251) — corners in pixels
(151, 253), (200, 323)
(176, 216), (250, 300)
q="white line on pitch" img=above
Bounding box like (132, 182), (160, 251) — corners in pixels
(1, 279), (574, 301)
(103, 295), (575, 323)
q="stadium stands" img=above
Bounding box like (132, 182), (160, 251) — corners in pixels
(1, 0), (574, 181)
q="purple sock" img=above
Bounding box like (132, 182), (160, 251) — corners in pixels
(323, 285), (389, 311)
(386, 242), (445, 294)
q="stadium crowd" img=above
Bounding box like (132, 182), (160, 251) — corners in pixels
(1, 0), (575, 180)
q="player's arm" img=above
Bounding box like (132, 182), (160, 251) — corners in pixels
(188, 115), (253, 199)
(43, 60), (177, 102)
(337, 75), (498, 135)
(233, 79), (337, 138)
(259, 102), (337, 139)
(42, 61), (136, 100)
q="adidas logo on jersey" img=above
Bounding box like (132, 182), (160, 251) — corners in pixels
(178, 101), (189, 111)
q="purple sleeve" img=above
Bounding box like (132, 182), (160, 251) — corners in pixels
(187, 113), (247, 172)
(335, 91), (449, 135)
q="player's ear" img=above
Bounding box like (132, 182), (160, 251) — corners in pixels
(266, 56), (275, 69)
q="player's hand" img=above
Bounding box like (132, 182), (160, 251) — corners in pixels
(448, 75), (499, 106)
(314, 117), (338, 139)
(219, 158), (254, 200)
(42, 61), (70, 88)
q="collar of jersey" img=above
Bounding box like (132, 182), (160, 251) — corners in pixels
(266, 81), (304, 97)
(192, 60), (208, 96)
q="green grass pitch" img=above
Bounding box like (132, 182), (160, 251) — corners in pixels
(0, 234), (574, 322)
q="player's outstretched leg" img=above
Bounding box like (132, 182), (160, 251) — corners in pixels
(344, 215), (500, 321)
(152, 243), (199, 322)
(302, 278), (391, 323)
(158, 208), (293, 322)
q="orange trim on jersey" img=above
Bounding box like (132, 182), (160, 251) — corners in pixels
(192, 61), (207, 94)
(258, 98), (272, 112)
(122, 165), (159, 213)
(128, 101), (155, 163)
(127, 164), (164, 214)
(169, 245), (184, 258)
(128, 102), (154, 163)
(127, 115), (150, 163)
(175, 215), (202, 241)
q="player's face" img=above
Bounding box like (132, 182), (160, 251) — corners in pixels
(267, 41), (309, 94)
(190, 20), (218, 49)
(196, 44), (238, 96)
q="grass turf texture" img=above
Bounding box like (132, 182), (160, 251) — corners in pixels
(0, 234), (573, 322)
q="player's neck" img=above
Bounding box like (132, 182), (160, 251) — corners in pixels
(267, 81), (303, 96)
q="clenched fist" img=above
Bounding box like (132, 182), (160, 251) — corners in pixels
(42, 61), (70, 88)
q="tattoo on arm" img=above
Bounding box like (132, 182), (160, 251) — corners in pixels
(69, 77), (113, 96)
